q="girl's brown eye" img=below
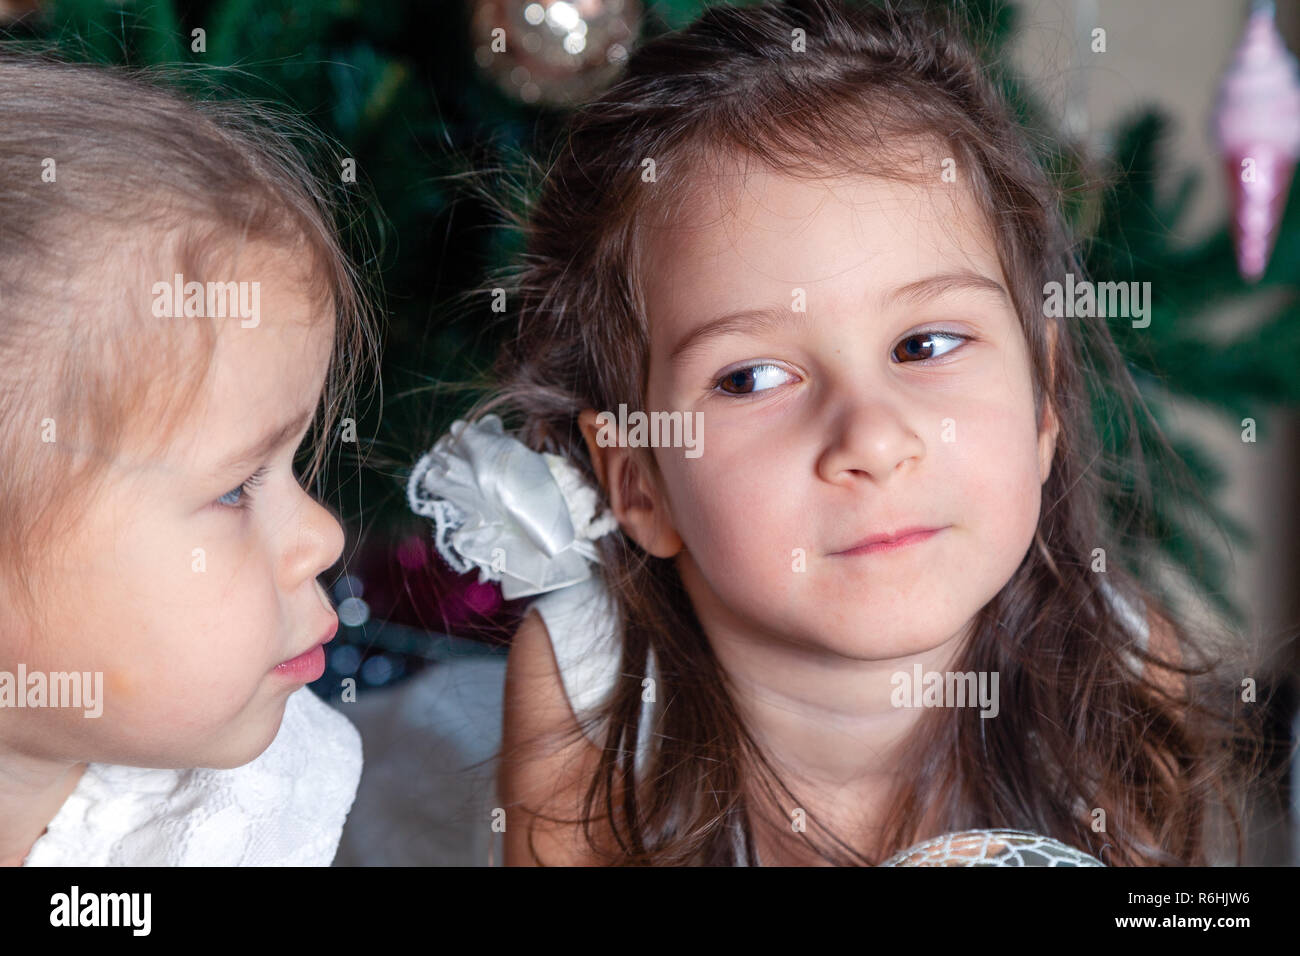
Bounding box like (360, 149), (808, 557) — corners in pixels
(719, 369), (755, 393)
(715, 363), (791, 395)
(892, 331), (967, 363)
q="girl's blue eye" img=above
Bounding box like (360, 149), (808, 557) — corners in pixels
(715, 363), (793, 396)
(216, 467), (267, 509)
(892, 330), (969, 363)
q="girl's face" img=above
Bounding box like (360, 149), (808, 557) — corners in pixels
(1, 244), (344, 770)
(634, 165), (1057, 662)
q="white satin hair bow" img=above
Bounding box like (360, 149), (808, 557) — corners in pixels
(406, 415), (620, 600)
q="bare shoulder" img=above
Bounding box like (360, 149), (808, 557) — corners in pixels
(500, 608), (612, 865)
(504, 607), (584, 725)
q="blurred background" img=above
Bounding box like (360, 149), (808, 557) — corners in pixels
(4, 0), (1297, 864)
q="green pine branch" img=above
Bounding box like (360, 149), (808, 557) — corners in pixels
(14, 0), (1295, 627)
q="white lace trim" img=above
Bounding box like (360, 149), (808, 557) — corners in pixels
(406, 416), (618, 600)
(22, 688), (362, 866)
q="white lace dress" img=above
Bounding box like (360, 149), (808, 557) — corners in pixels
(22, 687), (362, 866)
(532, 577), (1149, 867)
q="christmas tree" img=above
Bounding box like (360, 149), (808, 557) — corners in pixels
(6, 0), (1296, 669)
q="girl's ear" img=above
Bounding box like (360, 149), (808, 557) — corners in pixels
(578, 408), (684, 559)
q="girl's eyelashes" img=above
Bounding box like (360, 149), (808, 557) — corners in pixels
(891, 329), (970, 364)
(714, 362), (795, 396)
(216, 465), (268, 510)
(709, 330), (972, 397)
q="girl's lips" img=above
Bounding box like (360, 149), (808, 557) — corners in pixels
(832, 526), (945, 556)
(273, 644), (327, 683)
(272, 617), (337, 683)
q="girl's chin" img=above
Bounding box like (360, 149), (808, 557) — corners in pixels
(783, 614), (970, 659)
(137, 697), (287, 769)
(816, 637), (963, 664)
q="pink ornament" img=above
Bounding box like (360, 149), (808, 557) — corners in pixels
(462, 580), (503, 616)
(1213, 4), (1300, 282)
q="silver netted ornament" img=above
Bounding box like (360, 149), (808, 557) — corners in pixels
(881, 829), (1105, 867)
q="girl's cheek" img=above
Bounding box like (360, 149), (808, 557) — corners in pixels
(105, 668), (137, 702)
(946, 395), (1025, 456)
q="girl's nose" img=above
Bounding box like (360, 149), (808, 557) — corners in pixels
(282, 489), (346, 590)
(814, 395), (927, 486)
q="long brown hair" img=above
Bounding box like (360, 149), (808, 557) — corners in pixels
(459, 0), (1264, 865)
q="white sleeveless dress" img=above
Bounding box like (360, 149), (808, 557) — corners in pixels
(531, 577), (1149, 866)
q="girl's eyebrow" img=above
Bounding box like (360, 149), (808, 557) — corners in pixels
(669, 305), (811, 368)
(668, 269), (1009, 368)
(214, 407), (315, 474)
(888, 270), (1010, 308)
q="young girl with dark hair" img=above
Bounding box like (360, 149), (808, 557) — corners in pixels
(410, 0), (1261, 866)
